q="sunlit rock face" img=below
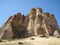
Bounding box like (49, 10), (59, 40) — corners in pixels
(27, 8), (59, 36)
(0, 8), (59, 39)
(36, 8), (43, 15)
(27, 8), (36, 36)
(34, 8), (43, 35)
(0, 16), (14, 39)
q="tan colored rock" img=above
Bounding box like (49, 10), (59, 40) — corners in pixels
(42, 13), (59, 35)
(0, 8), (59, 39)
(0, 13), (28, 39)
(27, 8), (36, 36)
(27, 9), (59, 36)
(36, 8), (43, 15)
(0, 16), (14, 39)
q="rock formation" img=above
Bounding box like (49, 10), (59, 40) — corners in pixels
(27, 8), (59, 36)
(0, 8), (59, 39)
(54, 30), (60, 38)
(0, 13), (29, 39)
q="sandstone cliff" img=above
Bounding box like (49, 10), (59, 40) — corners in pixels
(0, 8), (59, 39)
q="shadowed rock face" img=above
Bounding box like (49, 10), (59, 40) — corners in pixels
(0, 13), (29, 39)
(0, 8), (59, 39)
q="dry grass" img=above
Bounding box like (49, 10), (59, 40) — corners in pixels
(0, 36), (60, 45)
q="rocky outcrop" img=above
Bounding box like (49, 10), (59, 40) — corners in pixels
(27, 8), (59, 36)
(0, 8), (59, 39)
(0, 13), (28, 39)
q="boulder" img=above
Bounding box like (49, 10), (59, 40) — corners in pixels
(54, 30), (60, 38)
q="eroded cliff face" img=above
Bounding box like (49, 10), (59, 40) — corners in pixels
(27, 8), (59, 36)
(0, 13), (29, 39)
(0, 8), (59, 39)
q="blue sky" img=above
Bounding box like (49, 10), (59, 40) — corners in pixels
(0, 0), (60, 28)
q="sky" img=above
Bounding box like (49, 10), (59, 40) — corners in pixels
(0, 0), (60, 28)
